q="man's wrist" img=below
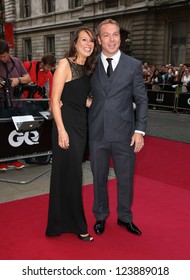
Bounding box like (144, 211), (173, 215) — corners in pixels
(18, 77), (22, 84)
(135, 130), (145, 136)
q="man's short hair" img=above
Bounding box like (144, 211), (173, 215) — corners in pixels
(0, 39), (10, 55)
(97, 19), (120, 35)
(41, 54), (56, 66)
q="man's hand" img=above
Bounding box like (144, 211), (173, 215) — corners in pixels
(130, 132), (144, 153)
(10, 77), (20, 87)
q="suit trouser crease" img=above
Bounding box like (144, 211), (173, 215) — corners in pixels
(90, 139), (135, 222)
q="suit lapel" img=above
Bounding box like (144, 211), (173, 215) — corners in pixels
(92, 57), (108, 95)
(98, 57), (108, 90)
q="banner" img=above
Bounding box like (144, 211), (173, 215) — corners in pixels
(0, 118), (52, 162)
(147, 90), (176, 109)
(177, 93), (190, 110)
(4, 22), (14, 48)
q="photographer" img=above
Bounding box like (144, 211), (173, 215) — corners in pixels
(22, 54), (56, 165)
(0, 39), (31, 171)
(23, 54), (56, 115)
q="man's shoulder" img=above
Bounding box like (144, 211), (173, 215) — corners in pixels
(95, 54), (101, 63)
(11, 56), (23, 64)
(11, 56), (20, 61)
(24, 60), (39, 65)
(11, 56), (27, 71)
(120, 52), (142, 65)
(31, 60), (40, 66)
(47, 71), (53, 78)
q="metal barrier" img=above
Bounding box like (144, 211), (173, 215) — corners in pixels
(147, 89), (176, 110)
(147, 89), (190, 112)
(0, 117), (52, 162)
(0, 115), (52, 184)
(176, 93), (190, 111)
(0, 83), (53, 183)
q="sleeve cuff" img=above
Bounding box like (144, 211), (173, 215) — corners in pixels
(135, 130), (145, 136)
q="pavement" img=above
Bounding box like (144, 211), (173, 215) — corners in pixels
(146, 109), (190, 143)
(0, 109), (190, 203)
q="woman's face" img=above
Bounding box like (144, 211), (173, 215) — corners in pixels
(155, 70), (159, 75)
(75, 30), (95, 59)
(184, 69), (189, 75)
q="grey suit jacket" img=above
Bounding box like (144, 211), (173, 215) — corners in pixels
(88, 52), (148, 142)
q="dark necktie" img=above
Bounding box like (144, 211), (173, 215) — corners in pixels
(106, 58), (113, 77)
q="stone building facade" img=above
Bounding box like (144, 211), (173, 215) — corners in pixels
(1, 0), (190, 68)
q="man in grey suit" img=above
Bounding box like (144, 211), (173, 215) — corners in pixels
(88, 19), (148, 236)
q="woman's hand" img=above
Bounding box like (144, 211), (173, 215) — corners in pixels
(58, 130), (70, 150)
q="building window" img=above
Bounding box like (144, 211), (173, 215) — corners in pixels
(44, 0), (55, 13)
(70, 0), (83, 9)
(23, 38), (32, 61)
(170, 21), (187, 66)
(45, 36), (55, 55)
(105, 0), (118, 8)
(20, 0), (31, 18)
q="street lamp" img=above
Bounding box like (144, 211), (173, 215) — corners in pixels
(125, 35), (132, 55)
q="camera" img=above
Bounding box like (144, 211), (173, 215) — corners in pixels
(13, 82), (39, 98)
(0, 77), (12, 108)
(0, 78), (12, 87)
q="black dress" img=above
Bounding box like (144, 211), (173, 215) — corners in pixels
(46, 59), (90, 236)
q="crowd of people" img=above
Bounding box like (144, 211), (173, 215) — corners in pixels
(143, 62), (190, 93)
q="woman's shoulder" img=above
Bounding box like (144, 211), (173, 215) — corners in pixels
(58, 57), (69, 66)
(56, 58), (71, 72)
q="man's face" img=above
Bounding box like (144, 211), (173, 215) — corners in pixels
(42, 64), (54, 73)
(98, 23), (121, 57)
(0, 52), (10, 63)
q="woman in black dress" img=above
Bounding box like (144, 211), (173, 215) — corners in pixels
(46, 27), (97, 241)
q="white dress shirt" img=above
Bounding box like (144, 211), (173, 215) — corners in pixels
(101, 50), (121, 72)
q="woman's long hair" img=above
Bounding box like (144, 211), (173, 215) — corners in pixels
(65, 27), (98, 76)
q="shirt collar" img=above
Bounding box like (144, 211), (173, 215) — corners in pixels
(101, 50), (121, 70)
(101, 50), (120, 61)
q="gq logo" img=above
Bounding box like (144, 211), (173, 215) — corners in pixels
(8, 130), (40, 147)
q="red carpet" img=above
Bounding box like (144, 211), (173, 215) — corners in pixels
(0, 136), (190, 260)
(111, 135), (190, 190)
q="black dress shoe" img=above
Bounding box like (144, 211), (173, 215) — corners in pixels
(117, 219), (142, 235)
(94, 220), (105, 234)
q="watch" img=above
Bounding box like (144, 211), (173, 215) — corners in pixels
(18, 77), (21, 84)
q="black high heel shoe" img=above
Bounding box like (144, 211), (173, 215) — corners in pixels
(77, 234), (94, 242)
